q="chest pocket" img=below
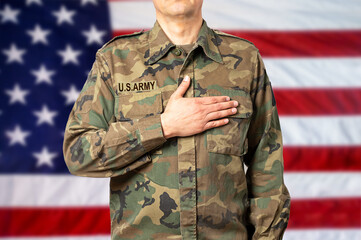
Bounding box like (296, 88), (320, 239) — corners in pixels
(114, 89), (164, 155)
(114, 89), (163, 120)
(205, 87), (253, 156)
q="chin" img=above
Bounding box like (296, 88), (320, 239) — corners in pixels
(168, 4), (194, 16)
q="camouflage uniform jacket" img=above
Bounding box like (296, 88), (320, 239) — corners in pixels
(63, 19), (291, 240)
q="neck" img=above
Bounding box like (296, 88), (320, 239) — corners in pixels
(155, 14), (203, 45)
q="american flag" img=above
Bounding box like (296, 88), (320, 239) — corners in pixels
(0, 0), (360, 239)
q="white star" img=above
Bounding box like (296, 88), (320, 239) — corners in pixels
(26, 0), (43, 6)
(5, 83), (30, 105)
(52, 5), (76, 26)
(57, 44), (81, 65)
(0, 4), (20, 24)
(5, 125), (31, 146)
(81, 0), (98, 6)
(82, 25), (106, 45)
(33, 105), (58, 126)
(31, 64), (56, 85)
(26, 24), (51, 45)
(2, 43), (26, 64)
(61, 84), (80, 105)
(33, 146), (57, 168)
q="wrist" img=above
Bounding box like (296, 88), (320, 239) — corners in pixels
(160, 113), (174, 139)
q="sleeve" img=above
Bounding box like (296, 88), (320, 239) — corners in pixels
(244, 50), (291, 240)
(62, 50), (167, 178)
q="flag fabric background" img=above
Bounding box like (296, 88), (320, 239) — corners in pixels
(1, 0), (360, 239)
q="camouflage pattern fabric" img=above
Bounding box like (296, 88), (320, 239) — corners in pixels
(63, 18), (291, 240)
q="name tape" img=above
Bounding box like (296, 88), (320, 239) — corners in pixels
(118, 80), (157, 92)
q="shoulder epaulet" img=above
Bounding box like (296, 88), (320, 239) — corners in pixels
(213, 29), (256, 47)
(101, 29), (145, 48)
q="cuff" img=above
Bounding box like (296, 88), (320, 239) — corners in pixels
(137, 114), (167, 152)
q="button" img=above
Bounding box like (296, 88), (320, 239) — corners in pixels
(174, 48), (182, 56)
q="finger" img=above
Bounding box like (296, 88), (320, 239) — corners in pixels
(205, 107), (237, 121)
(203, 118), (229, 131)
(204, 100), (238, 113)
(199, 96), (230, 105)
(172, 75), (191, 99)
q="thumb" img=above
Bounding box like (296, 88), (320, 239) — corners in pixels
(173, 75), (191, 99)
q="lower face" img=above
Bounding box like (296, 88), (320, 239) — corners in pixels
(153, 0), (203, 18)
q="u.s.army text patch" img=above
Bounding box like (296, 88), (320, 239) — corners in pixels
(118, 80), (157, 92)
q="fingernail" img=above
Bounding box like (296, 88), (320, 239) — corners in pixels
(234, 101), (238, 107)
(226, 96), (230, 101)
(224, 119), (229, 123)
(183, 76), (189, 82)
(232, 108), (237, 113)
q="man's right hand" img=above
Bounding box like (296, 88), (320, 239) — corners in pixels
(160, 75), (238, 139)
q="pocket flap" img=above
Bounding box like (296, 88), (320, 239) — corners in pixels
(205, 87), (252, 118)
(114, 90), (163, 119)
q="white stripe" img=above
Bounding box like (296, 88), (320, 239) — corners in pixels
(109, 2), (155, 30)
(1, 230), (360, 240)
(1, 172), (360, 206)
(1, 230), (361, 240)
(109, 0), (361, 30)
(284, 172), (361, 199)
(284, 229), (361, 240)
(280, 116), (361, 146)
(264, 58), (361, 88)
(0, 175), (109, 206)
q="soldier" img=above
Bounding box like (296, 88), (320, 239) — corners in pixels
(63, 0), (291, 239)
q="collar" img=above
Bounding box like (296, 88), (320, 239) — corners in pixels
(146, 18), (223, 65)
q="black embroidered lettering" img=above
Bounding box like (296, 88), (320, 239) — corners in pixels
(143, 82), (150, 90)
(149, 81), (155, 90)
(118, 83), (124, 92)
(133, 83), (138, 91)
(118, 81), (157, 93)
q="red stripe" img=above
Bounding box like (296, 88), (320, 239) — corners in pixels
(1, 199), (360, 236)
(112, 30), (361, 57)
(288, 198), (361, 228)
(284, 146), (361, 171)
(0, 207), (110, 236)
(223, 30), (361, 57)
(274, 89), (361, 115)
